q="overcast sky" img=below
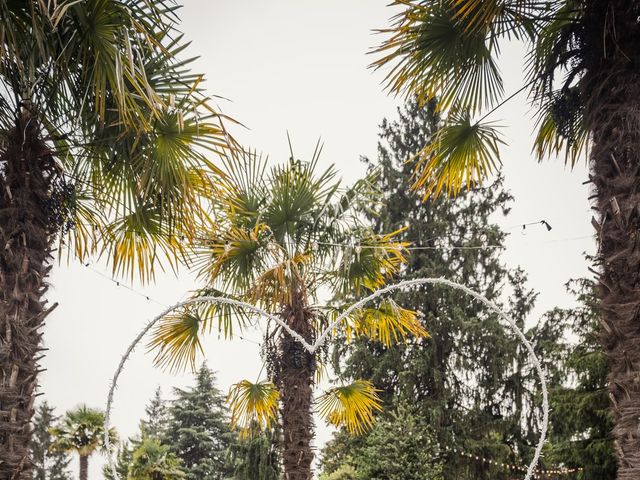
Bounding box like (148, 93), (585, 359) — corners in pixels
(40, 2), (594, 478)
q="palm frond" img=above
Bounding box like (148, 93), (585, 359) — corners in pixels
(412, 112), (503, 198)
(192, 223), (269, 293)
(533, 88), (589, 166)
(346, 299), (428, 346)
(316, 380), (382, 435)
(147, 310), (206, 373)
(372, 1), (504, 113)
(334, 228), (410, 296)
(227, 380), (280, 434)
(249, 253), (311, 309)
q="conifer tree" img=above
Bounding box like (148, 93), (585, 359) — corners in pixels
(164, 364), (235, 480)
(141, 387), (169, 440)
(30, 402), (71, 480)
(547, 279), (616, 479)
(324, 101), (559, 479)
(103, 442), (133, 480)
(227, 424), (280, 480)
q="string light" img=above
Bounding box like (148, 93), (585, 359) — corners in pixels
(80, 263), (263, 347)
(451, 449), (583, 476)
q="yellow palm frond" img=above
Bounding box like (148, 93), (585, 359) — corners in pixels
(413, 112), (503, 198)
(346, 299), (428, 346)
(337, 228), (410, 296)
(316, 380), (383, 435)
(193, 223), (269, 290)
(227, 380), (280, 435)
(249, 253), (311, 308)
(147, 310), (206, 373)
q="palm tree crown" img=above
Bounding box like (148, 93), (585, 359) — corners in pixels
(149, 147), (428, 479)
(0, 0), (231, 276)
(372, 0), (596, 196)
(50, 406), (117, 480)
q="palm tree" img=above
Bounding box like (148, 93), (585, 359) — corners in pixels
(372, 1), (640, 476)
(128, 438), (185, 480)
(149, 149), (428, 480)
(50, 406), (118, 480)
(0, 2), (231, 476)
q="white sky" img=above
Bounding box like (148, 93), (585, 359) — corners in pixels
(40, 1), (594, 478)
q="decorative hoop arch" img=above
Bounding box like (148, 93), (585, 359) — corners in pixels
(104, 277), (548, 480)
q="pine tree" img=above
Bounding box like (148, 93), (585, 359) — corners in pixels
(164, 364), (235, 480)
(227, 424), (280, 480)
(30, 402), (71, 480)
(547, 279), (616, 479)
(103, 442), (133, 480)
(324, 101), (561, 479)
(141, 387), (169, 440)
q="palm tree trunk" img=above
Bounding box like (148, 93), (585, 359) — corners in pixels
(278, 287), (315, 480)
(79, 454), (89, 480)
(0, 114), (56, 479)
(586, 1), (640, 478)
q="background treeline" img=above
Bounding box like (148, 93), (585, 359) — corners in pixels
(32, 365), (279, 480)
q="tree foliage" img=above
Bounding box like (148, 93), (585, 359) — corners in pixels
(30, 402), (72, 480)
(322, 101), (566, 479)
(163, 365), (235, 480)
(547, 279), (616, 479)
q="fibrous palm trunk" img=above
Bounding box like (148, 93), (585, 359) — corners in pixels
(79, 454), (89, 480)
(0, 114), (56, 479)
(278, 287), (315, 480)
(586, 1), (640, 478)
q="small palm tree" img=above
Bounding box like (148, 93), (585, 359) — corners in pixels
(149, 148), (428, 480)
(128, 438), (185, 480)
(0, 2), (231, 476)
(372, 2), (640, 476)
(50, 406), (118, 480)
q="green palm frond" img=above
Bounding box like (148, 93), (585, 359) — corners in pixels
(227, 380), (280, 434)
(412, 112), (503, 198)
(335, 228), (410, 296)
(316, 380), (383, 435)
(49, 405), (117, 457)
(372, 1), (504, 113)
(346, 299), (428, 346)
(452, 0), (539, 39)
(0, 0), (236, 281)
(192, 223), (269, 292)
(527, 0), (583, 100)
(533, 88), (589, 166)
(265, 150), (341, 244)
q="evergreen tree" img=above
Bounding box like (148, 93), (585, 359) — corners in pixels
(227, 424), (280, 480)
(547, 279), (616, 479)
(324, 101), (561, 479)
(103, 442), (134, 480)
(164, 364), (235, 480)
(325, 403), (443, 480)
(141, 387), (169, 440)
(30, 402), (71, 480)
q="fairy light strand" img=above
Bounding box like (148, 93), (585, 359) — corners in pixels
(104, 277), (549, 480)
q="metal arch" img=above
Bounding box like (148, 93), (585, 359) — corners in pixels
(105, 278), (548, 480)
